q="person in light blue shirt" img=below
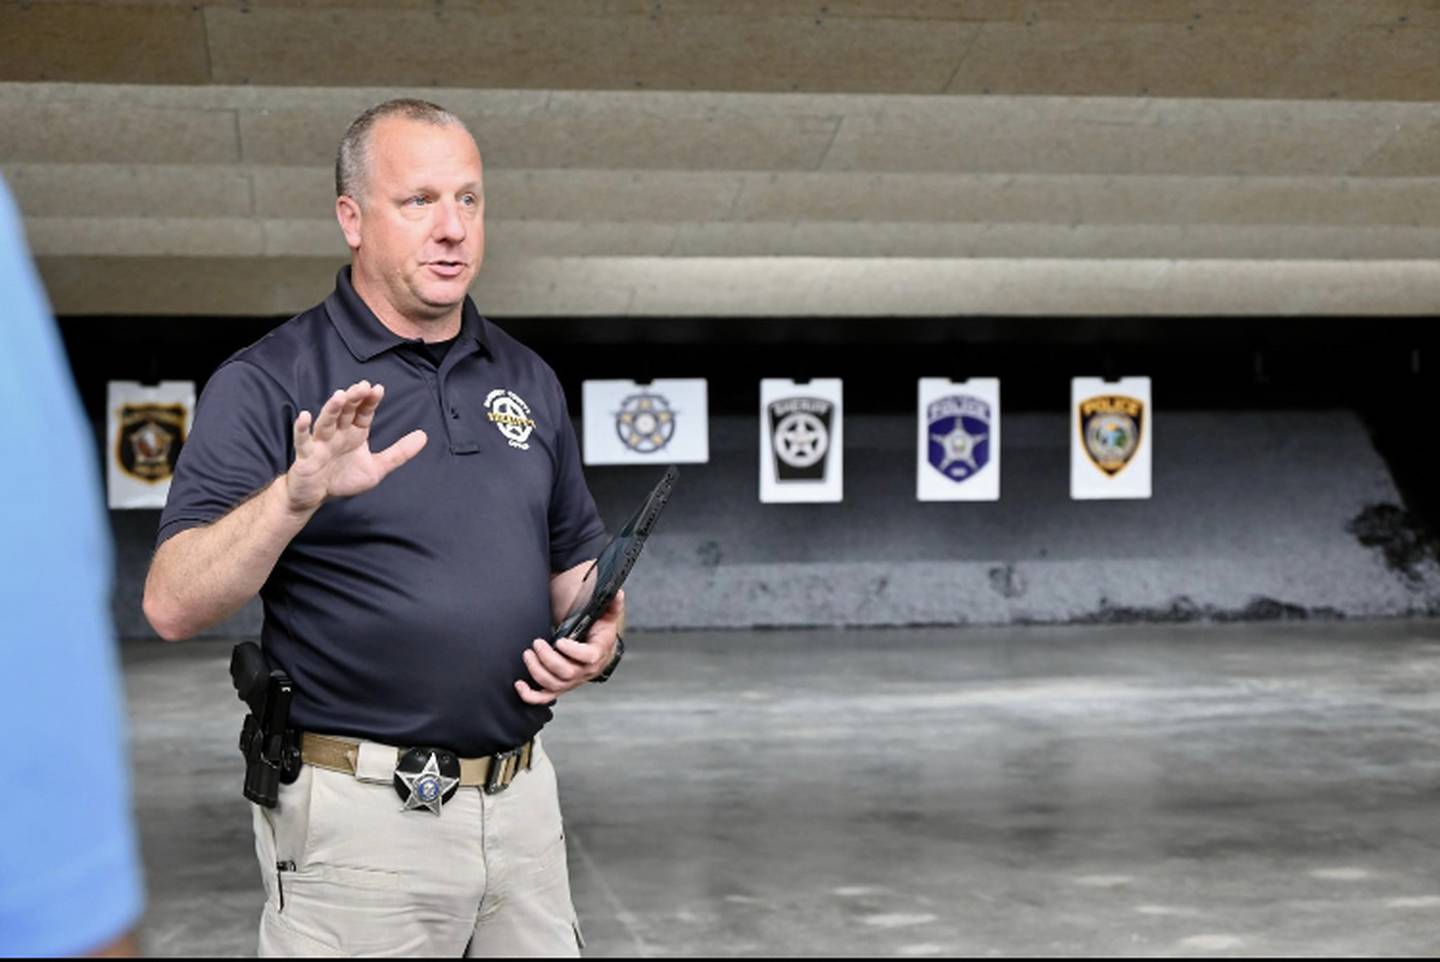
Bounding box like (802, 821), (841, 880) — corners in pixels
(0, 177), (144, 955)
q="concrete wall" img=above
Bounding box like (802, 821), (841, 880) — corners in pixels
(3, 1), (1438, 317)
(10, 2), (1439, 634)
(4, 1), (1435, 98)
(108, 409), (1440, 639)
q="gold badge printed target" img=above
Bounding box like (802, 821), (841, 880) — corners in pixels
(615, 393), (676, 454)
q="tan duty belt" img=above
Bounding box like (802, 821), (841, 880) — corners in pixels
(301, 732), (534, 793)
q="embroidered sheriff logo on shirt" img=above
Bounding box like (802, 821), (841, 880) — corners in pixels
(484, 389), (537, 450)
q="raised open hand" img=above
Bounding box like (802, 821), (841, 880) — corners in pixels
(284, 380), (428, 512)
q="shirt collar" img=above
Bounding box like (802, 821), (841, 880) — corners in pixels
(324, 266), (490, 362)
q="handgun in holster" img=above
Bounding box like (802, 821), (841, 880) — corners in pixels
(230, 641), (303, 808)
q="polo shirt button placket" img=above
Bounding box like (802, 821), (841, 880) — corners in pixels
(438, 375), (481, 456)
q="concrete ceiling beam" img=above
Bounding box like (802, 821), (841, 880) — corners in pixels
(3, 1), (1434, 99)
(24, 217), (1440, 261)
(9, 164), (1439, 229)
(4, 84), (1436, 177)
(36, 255), (1440, 317)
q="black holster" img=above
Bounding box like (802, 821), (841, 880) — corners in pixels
(230, 642), (303, 808)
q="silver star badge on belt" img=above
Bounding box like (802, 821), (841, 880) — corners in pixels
(394, 749), (461, 815)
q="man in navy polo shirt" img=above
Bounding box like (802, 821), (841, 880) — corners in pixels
(143, 99), (621, 956)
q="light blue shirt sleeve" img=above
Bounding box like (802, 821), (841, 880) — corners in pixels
(0, 178), (145, 954)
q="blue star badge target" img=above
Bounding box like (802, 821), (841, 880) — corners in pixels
(916, 378), (1000, 501)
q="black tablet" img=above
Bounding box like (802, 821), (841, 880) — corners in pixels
(551, 465), (679, 642)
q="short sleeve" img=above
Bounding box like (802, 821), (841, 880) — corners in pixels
(158, 359), (296, 546)
(547, 382), (608, 572)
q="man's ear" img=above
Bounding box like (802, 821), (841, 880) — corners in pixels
(336, 195), (363, 250)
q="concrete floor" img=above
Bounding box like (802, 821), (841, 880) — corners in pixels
(124, 620), (1440, 957)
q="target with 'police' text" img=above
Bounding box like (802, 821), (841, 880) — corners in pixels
(1070, 376), (1152, 500)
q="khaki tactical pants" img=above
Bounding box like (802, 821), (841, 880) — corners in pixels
(251, 739), (582, 957)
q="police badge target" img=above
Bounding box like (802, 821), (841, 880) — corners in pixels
(107, 380), (195, 509)
(916, 378), (1000, 502)
(1070, 376), (1152, 500)
(759, 379), (843, 503)
(582, 379), (709, 465)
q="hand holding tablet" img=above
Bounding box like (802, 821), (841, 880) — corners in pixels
(553, 465), (679, 642)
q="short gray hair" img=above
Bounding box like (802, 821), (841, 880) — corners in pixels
(335, 98), (466, 201)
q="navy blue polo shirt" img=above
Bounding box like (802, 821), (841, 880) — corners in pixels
(159, 268), (608, 756)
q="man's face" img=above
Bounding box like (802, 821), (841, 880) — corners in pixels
(341, 117), (485, 324)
